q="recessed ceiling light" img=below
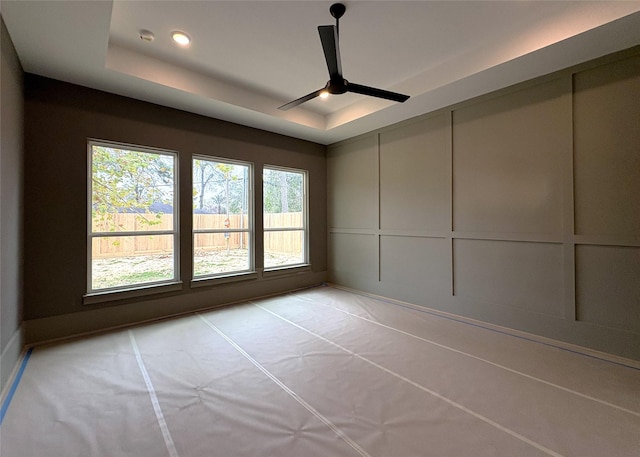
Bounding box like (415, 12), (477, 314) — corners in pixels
(171, 31), (191, 46)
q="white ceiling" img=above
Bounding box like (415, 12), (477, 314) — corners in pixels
(3, 1), (640, 145)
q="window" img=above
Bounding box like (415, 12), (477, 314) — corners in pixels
(88, 141), (178, 293)
(263, 166), (308, 269)
(193, 157), (253, 278)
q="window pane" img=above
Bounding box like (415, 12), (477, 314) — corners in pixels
(263, 168), (304, 228)
(193, 159), (250, 229)
(91, 235), (175, 290)
(91, 145), (175, 233)
(264, 230), (304, 268)
(194, 233), (251, 276)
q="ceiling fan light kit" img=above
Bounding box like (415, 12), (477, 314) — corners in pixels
(278, 3), (410, 111)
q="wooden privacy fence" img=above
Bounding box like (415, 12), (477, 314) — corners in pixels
(92, 213), (303, 258)
(264, 212), (304, 256)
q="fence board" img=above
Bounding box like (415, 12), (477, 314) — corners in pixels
(92, 213), (302, 257)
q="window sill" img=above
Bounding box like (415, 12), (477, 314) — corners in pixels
(83, 281), (183, 305)
(191, 271), (258, 288)
(262, 264), (311, 278)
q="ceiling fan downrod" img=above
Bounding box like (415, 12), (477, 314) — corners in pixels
(330, 3), (346, 37)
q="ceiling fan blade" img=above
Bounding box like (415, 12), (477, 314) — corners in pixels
(277, 88), (325, 111)
(318, 25), (342, 79)
(347, 82), (410, 103)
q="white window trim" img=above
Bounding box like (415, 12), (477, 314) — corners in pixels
(86, 139), (180, 298)
(261, 264), (311, 278)
(83, 282), (183, 305)
(191, 155), (255, 281)
(263, 165), (309, 270)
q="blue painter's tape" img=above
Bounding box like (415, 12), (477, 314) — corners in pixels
(0, 347), (33, 426)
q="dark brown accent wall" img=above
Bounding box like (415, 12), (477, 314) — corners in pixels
(23, 75), (326, 334)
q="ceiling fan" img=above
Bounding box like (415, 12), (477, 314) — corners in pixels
(278, 3), (410, 111)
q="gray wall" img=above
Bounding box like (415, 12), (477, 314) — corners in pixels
(328, 47), (640, 360)
(0, 15), (24, 391)
(22, 75), (326, 342)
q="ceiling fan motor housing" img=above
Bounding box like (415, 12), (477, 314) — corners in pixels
(327, 78), (348, 94)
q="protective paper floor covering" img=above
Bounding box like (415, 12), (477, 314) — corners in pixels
(1, 285), (639, 456)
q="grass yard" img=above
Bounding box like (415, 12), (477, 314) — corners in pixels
(92, 249), (302, 289)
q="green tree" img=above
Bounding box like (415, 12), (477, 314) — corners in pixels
(193, 160), (248, 215)
(263, 169), (303, 213)
(92, 146), (174, 231)
(193, 159), (218, 210)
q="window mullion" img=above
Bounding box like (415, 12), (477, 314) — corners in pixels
(264, 227), (304, 232)
(92, 230), (176, 237)
(193, 228), (250, 234)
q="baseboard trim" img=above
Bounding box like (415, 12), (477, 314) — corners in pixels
(327, 283), (640, 370)
(0, 325), (25, 399)
(25, 272), (327, 347)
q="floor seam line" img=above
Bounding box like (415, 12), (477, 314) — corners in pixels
(254, 302), (565, 457)
(195, 312), (371, 457)
(128, 330), (179, 457)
